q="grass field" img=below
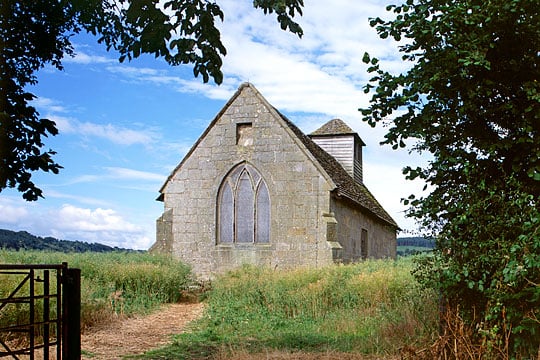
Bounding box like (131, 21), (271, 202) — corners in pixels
(1, 251), (438, 358)
(0, 250), (193, 331)
(142, 257), (439, 359)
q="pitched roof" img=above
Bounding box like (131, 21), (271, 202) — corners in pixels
(310, 118), (366, 146)
(274, 110), (398, 229)
(159, 83), (398, 229)
(310, 118), (355, 135)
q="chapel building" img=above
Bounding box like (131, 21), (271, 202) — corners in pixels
(150, 83), (398, 279)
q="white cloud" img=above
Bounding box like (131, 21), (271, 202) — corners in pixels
(65, 174), (102, 185)
(0, 199), (29, 224)
(45, 114), (76, 133)
(46, 115), (159, 146)
(56, 205), (139, 232)
(105, 65), (163, 77)
(31, 97), (70, 114)
(77, 122), (157, 146)
(103, 64), (237, 100)
(49, 205), (153, 249)
(103, 167), (166, 182)
(64, 51), (114, 65)
(44, 1), (408, 154)
(82, 0), (410, 121)
(64, 167), (165, 186)
(103, 0), (410, 137)
(44, 190), (113, 207)
(32, 95), (160, 147)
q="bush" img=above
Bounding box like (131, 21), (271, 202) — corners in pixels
(414, 185), (540, 359)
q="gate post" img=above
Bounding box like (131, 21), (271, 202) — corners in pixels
(62, 266), (81, 360)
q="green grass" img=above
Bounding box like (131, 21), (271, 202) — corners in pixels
(0, 250), (193, 331)
(1, 251), (439, 358)
(141, 257), (439, 359)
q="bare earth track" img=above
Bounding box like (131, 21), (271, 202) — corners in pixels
(81, 302), (398, 360)
(81, 303), (205, 359)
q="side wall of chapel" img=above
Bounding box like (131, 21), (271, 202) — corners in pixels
(330, 198), (397, 262)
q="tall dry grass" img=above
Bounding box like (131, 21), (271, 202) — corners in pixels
(404, 305), (540, 360)
(143, 258), (439, 359)
(0, 250), (193, 331)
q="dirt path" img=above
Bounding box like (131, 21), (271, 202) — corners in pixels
(81, 302), (205, 359)
(80, 302), (399, 360)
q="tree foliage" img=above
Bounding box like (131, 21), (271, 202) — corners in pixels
(361, 0), (539, 356)
(0, 0), (304, 200)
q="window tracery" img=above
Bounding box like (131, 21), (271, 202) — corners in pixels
(217, 163), (270, 244)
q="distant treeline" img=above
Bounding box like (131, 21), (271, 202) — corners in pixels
(0, 229), (132, 252)
(1, 229), (433, 254)
(397, 236), (435, 248)
(396, 237), (435, 257)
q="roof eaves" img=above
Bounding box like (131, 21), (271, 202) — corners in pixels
(280, 114), (398, 228)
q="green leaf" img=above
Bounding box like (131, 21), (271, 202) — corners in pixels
(362, 0), (540, 352)
(362, 52), (370, 64)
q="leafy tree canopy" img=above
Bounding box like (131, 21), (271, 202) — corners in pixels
(362, 0), (539, 356)
(0, 0), (304, 200)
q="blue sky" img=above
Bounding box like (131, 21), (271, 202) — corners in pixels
(0, 0), (428, 249)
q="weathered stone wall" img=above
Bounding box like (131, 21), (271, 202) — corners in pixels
(160, 86), (337, 279)
(330, 197), (397, 261)
(150, 209), (173, 254)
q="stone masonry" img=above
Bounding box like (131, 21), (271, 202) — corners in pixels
(151, 83), (397, 279)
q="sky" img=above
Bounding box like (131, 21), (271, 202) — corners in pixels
(0, 0), (429, 249)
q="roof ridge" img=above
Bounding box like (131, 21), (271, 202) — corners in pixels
(274, 109), (398, 229)
(310, 118), (355, 136)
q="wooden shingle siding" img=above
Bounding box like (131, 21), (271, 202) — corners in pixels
(311, 136), (355, 178)
(354, 154), (362, 184)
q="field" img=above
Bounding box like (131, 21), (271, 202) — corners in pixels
(0, 251), (439, 359)
(0, 250), (193, 330)
(145, 258), (439, 359)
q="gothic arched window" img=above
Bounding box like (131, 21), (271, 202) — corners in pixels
(217, 163), (270, 244)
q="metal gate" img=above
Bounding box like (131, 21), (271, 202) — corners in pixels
(0, 263), (80, 360)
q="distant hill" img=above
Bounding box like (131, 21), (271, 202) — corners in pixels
(0, 229), (131, 252)
(1, 229), (433, 255)
(397, 236), (435, 257)
(397, 236), (435, 248)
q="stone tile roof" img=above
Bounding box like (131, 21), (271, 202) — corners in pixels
(309, 118), (366, 146)
(276, 110), (399, 229)
(310, 118), (355, 136)
(159, 82), (398, 229)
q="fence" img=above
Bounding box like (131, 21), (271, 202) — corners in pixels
(0, 263), (80, 359)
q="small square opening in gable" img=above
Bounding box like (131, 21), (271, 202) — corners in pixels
(236, 123), (253, 146)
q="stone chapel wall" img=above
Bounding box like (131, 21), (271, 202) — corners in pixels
(330, 198), (397, 261)
(161, 86), (336, 279)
